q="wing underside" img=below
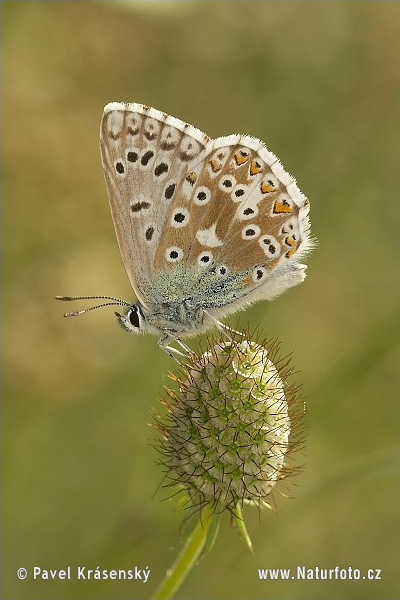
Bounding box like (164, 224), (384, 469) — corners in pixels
(100, 102), (311, 308)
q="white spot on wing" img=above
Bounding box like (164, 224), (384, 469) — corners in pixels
(252, 266), (268, 282)
(241, 224), (261, 239)
(171, 207), (190, 228)
(196, 223), (224, 248)
(218, 174), (236, 192)
(197, 251), (214, 265)
(160, 125), (180, 147)
(144, 117), (161, 140)
(194, 186), (211, 205)
(165, 246), (184, 262)
(107, 110), (125, 134)
(259, 235), (281, 258)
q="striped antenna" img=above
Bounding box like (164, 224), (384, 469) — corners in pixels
(55, 295), (130, 317)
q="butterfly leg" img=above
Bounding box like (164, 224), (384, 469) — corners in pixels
(203, 312), (250, 359)
(157, 333), (186, 360)
(165, 330), (198, 357)
(157, 332), (196, 362)
(203, 310), (245, 340)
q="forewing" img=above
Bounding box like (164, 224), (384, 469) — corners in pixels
(100, 102), (212, 305)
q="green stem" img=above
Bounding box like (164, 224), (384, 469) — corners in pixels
(234, 502), (253, 552)
(151, 503), (215, 600)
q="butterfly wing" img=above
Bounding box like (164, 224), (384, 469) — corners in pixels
(100, 102), (212, 306)
(154, 134), (311, 311)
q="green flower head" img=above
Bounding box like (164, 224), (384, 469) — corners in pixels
(155, 328), (304, 514)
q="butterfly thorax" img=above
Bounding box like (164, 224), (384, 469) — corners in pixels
(145, 300), (207, 335)
(117, 299), (207, 337)
(117, 264), (254, 336)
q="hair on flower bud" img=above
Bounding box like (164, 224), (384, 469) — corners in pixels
(153, 326), (305, 515)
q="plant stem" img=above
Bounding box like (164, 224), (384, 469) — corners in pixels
(234, 502), (253, 552)
(151, 503), (215, 600)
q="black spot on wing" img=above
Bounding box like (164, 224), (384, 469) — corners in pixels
(127, 151), (138, 163)
(141, 150), (154, 166)
(165, 183), (176, 200)
(145, 226), (154, 240)
(131, 201), (151, 212)
(154, 162), (169, 176)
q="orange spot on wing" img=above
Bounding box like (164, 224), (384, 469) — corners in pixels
(260, 181), (275, 194)
(285, 236), (299, 257)
(273, 199), (293, 214)
(234, 150), (250, 165)
(210, 159), (222, 173)
(186, 171), (197, 185)
(250, 160), (262, 176)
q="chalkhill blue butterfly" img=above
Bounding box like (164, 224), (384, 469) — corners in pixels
(57, 102), (312, 357)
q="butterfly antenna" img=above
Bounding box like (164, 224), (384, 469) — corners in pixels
(55, 295), (130, 317)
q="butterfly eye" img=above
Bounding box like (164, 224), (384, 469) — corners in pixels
(128, 307), (140, 328)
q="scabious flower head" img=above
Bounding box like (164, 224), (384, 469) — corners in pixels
(154, 327), (304, 514)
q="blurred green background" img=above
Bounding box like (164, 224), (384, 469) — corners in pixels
(1, 2), (398, 599)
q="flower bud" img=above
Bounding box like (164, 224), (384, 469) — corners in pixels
(155, 328), (304, 513)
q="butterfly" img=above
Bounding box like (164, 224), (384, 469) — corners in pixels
(56, 102), (312, 357)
